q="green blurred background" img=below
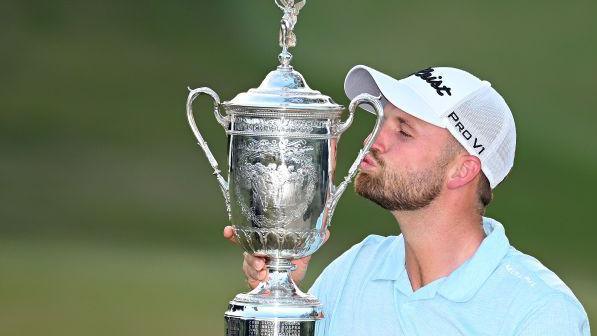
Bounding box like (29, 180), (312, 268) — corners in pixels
(1, 0), (595, 334)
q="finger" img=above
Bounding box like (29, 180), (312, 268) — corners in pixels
(245, 254), (266, 271)
(223, 226), (237, 244)
(247, 277), (262, 289)
(243, 257), (260, 280)
(291, 255), (310, 267)
(243, 256), (268, 281)
(256, 269), (267, 281)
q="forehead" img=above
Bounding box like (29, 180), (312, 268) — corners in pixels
(384, 103), (452, 139)
(383, 103), (429, 128)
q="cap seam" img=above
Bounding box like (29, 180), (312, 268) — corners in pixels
(484, 108), (513, 158)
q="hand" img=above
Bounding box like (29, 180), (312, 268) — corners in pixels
(223, 226), (330, 289)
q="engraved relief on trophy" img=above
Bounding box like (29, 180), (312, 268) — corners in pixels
(230, 117), (329, 137)
(234, 137), (316, 229)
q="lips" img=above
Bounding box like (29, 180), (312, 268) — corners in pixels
(360, 153), (377, 170)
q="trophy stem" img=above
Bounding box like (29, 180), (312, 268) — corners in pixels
(240, 258), (299, 300)
(262, 258), (297, 298)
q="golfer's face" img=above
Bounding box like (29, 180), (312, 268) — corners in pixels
(360, 104), (452, 177)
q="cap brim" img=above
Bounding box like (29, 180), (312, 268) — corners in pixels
(344, 65), (446, 128)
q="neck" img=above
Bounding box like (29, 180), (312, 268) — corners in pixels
(392, 200), (485, 292)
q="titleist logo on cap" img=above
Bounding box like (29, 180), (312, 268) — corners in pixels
(412, 67), (452, 97)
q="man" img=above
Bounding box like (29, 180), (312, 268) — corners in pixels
(224, 66), (590, 335)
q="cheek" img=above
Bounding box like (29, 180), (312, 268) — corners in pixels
(385, 142), (439, 171)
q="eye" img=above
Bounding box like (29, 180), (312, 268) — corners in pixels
(399, 130), (412, 138)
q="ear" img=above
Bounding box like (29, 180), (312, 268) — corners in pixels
(446, 154), (482, 190)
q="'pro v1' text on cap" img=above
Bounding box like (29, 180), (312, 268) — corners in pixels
(344, 65), (516, 188)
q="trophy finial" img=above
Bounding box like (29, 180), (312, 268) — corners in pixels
(275, 0), (306, 68)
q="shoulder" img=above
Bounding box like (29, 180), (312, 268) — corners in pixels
(511, 289), (590, 335)
(325, 234), (398, 272)
(492, 247), (590, 335)
(337, 234), (397, 259)
(501, 247), (584, 305)
(308, 234), (397, 295)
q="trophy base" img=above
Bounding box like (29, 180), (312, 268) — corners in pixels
(224, 258), (322, 336)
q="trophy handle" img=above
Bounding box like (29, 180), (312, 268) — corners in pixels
(328, 93), (385, 222)
(186, 87), (231, 216)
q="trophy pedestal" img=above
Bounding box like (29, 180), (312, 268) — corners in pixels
(224, 259), (322, 336)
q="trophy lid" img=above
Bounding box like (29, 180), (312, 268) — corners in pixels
(223, 66), (343, 112)
(223, 0), (343, 114)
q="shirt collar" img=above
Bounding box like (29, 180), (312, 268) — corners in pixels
(370, 217), (510, 302)
(370, 234), (406, 281)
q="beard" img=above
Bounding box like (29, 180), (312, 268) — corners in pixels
(354, 149), (449, 211)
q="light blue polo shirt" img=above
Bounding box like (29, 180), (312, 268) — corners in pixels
(309, 217), (590, 335)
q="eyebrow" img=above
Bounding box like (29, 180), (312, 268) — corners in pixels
(397, 117), (415, 130)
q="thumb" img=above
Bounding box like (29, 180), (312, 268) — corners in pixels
(223, 226), (238, 244)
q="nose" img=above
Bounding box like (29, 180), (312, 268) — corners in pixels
(364, 123), (389, 153)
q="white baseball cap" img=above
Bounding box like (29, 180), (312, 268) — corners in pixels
(344, 65), (516, 188)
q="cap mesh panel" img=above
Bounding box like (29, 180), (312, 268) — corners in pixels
(450, 87), (516, 187)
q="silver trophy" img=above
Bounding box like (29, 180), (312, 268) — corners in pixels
(186, 1), (384, 335)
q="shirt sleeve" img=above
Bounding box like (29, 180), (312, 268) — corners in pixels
(515, 293), (591, 336)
